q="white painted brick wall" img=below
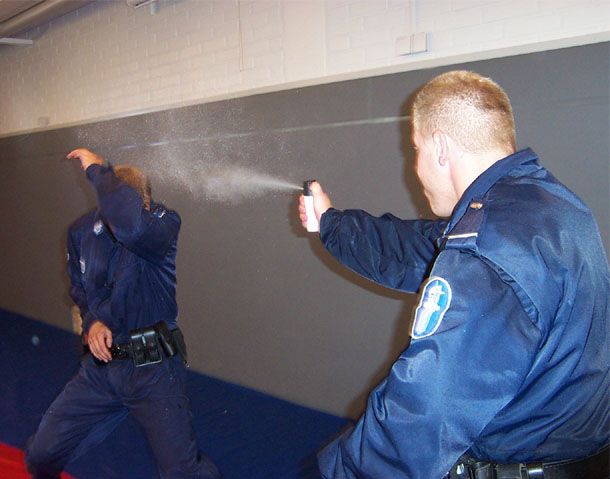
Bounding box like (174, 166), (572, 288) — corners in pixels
(0, 0), (609, 136)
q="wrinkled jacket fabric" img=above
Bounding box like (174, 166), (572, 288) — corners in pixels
(317, 148), (609, 479)
(67, 164), (181, 343)
(25, 164), (224, 479)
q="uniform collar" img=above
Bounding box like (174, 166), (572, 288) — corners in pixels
(444, 147), (540, 234)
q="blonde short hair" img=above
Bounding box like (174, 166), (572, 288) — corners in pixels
(411, 70), (516, 154)
(115, 165), (151, 209)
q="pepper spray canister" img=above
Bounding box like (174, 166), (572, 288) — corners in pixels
(303, 180), (319, 233)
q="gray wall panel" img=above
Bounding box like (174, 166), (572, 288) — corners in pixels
(1, 42), (608, 416)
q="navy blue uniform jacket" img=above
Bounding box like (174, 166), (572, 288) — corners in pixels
(317, 148), (609, 478)
(67, 164), (181, 343)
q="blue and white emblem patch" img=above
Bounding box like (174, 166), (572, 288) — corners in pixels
(93, 220), (104, 236)
(412, 276), (452, 339)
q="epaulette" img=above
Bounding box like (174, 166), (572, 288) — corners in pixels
(442, 198), (486, 253)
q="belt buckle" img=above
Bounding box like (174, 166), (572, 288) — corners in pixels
(130, 328), (163, 367)
(524, 463), (544, 479)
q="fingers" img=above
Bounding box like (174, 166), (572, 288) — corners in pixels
(66, 148), (88, 159)
(310, 182), (332, 219)
(87, 321), (112, 363)
(66, 148), (104, 171)
(299, 181), (332, 231)
(298, 195), (308, 228)
(89, 336), (112, 362)
(308, 181), (323, 195)
(66, 148), (91, 163)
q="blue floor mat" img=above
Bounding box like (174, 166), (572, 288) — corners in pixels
(0, 309), (348, 478)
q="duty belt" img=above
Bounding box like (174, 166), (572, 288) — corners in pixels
(96, 321), (188, 367)
(447, 445), (609, 479)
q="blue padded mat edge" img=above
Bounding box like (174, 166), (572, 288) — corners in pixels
(0, 309), (348, 478)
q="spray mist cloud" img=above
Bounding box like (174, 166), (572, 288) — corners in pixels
(148, 157), (301, 204)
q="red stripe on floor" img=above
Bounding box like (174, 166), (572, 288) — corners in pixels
(0, 443), (76, 479)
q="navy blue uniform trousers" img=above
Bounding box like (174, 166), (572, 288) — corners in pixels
(25, 353), (221, 478)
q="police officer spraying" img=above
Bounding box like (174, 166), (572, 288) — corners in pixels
(26, 148), (222, 478)
(299, 71), (609, 478)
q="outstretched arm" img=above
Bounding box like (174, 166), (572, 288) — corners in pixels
(67, 147), (180, 263)
(66, 148), (104, 170)
(298, 181), (443, 293)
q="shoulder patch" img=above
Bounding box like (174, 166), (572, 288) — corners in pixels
(412, 276), (452, 339)
(93, 220), (104, 235)
(152, 205), (166, 218)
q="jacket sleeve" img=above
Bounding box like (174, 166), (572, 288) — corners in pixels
(318, 249), (542, 479)
(319, 208), (445, 293)
(86, 164), (180, 263)
(66, 226), (97, 333)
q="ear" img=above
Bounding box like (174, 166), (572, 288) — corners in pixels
(431, 130), (450, 166)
